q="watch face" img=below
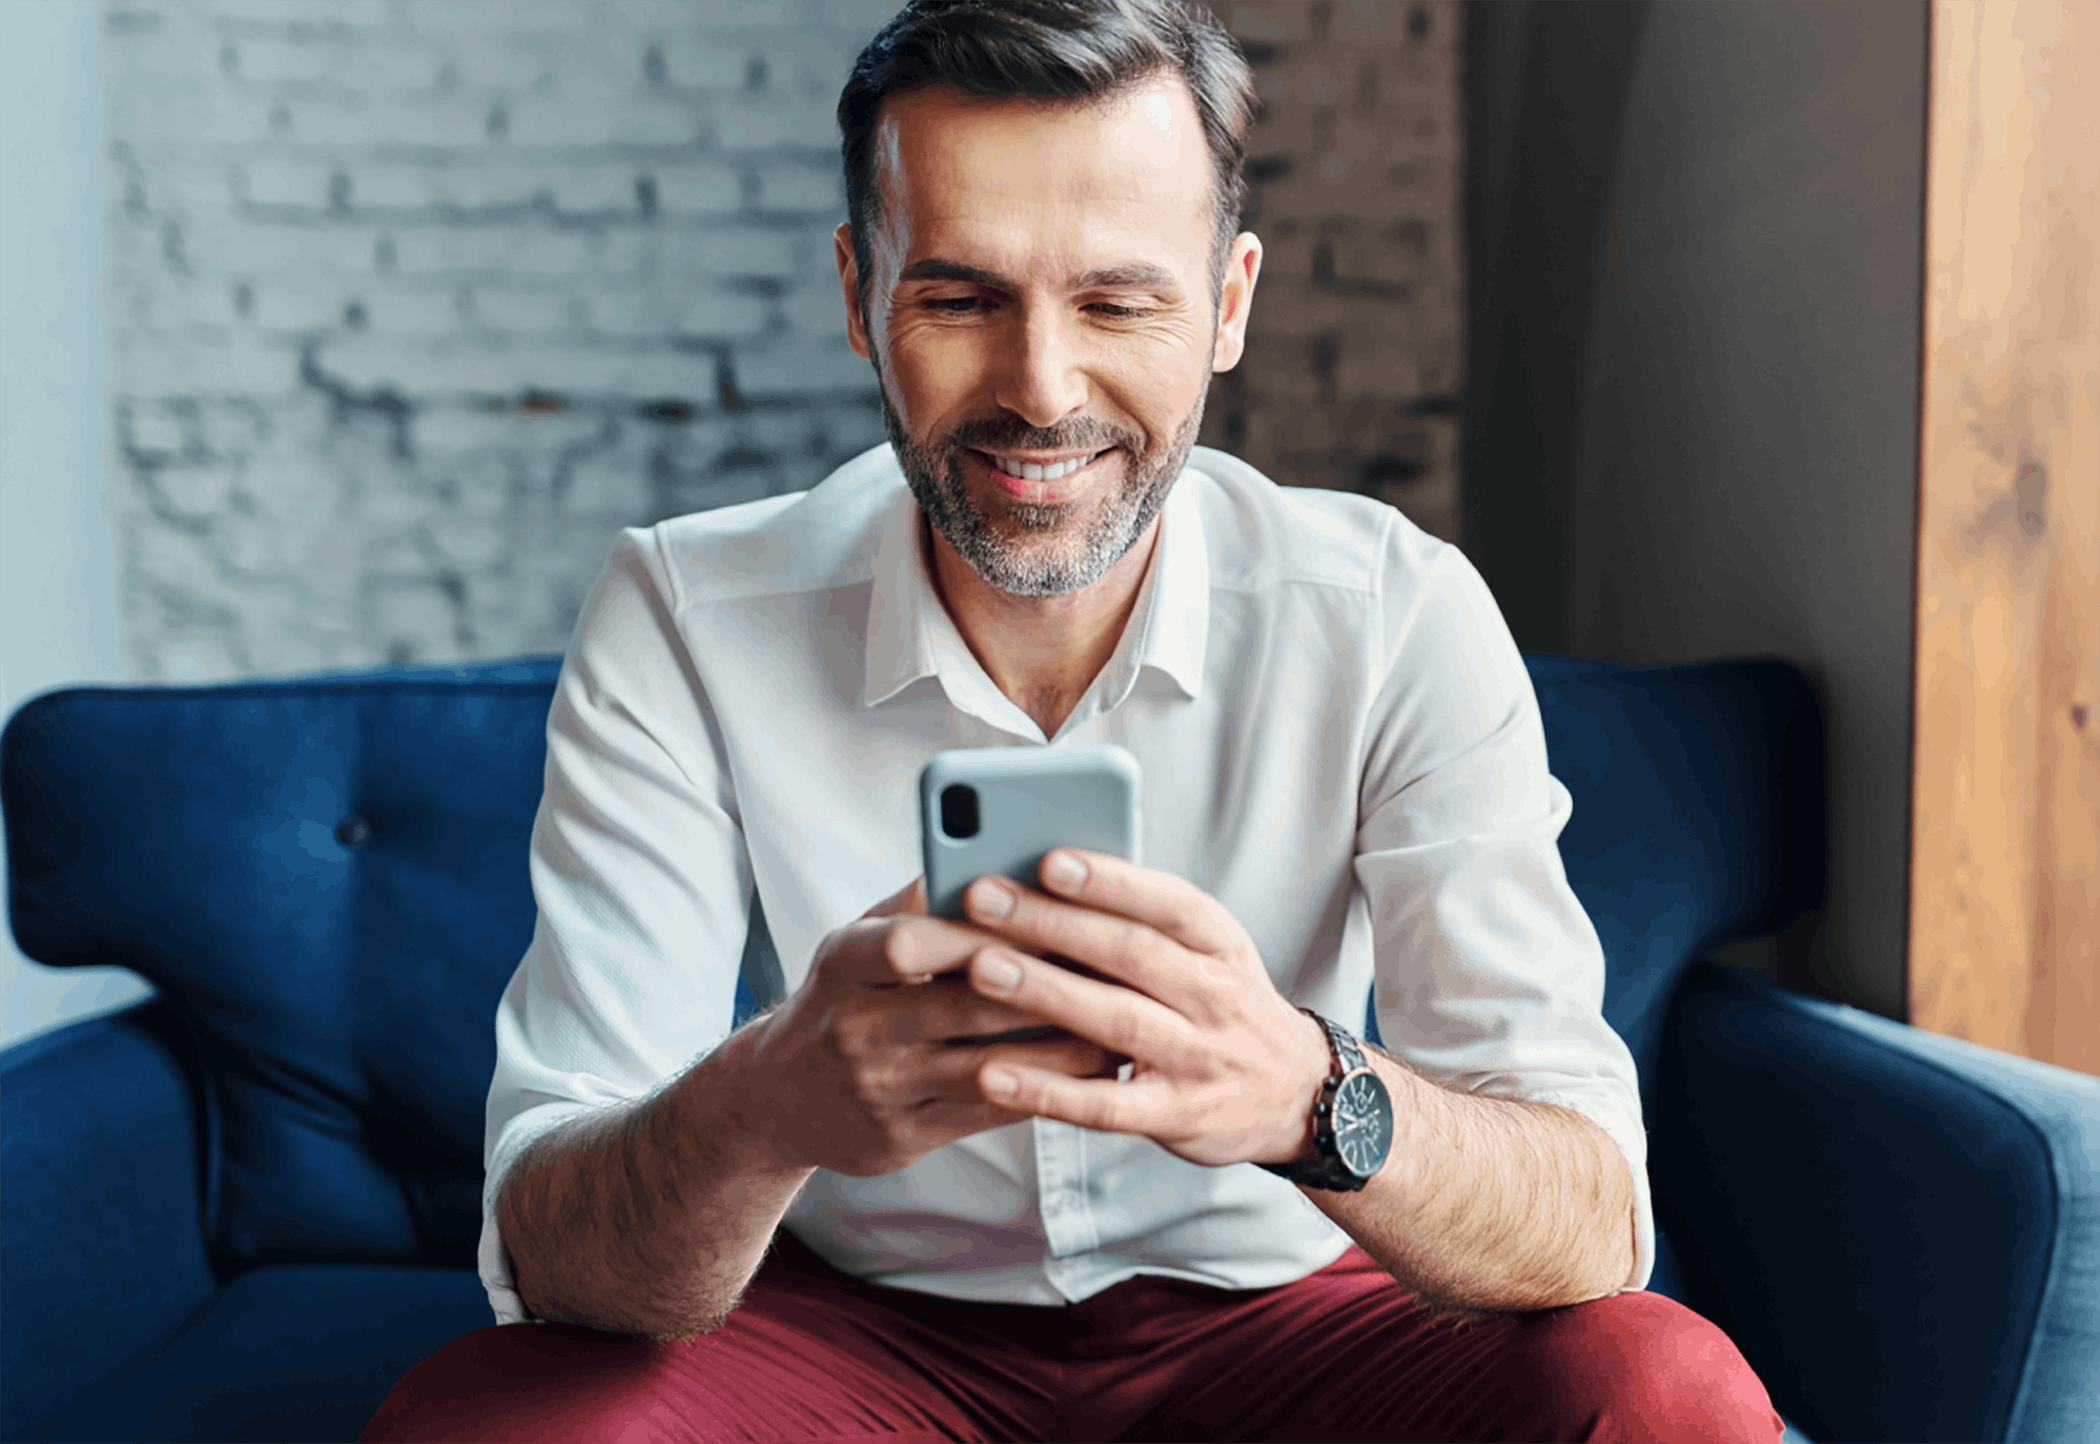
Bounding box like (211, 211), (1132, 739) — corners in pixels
(1332, 1071), (1394, 1179)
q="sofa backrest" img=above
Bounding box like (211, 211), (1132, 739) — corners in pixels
(3, 651), (1822, 1272)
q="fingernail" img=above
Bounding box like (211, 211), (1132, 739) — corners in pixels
(978, 952), (1021, 994)
(1042, 852), (1086, 889)
(972, 879), (1014, 918)
(983, 1068), (1019, 1097)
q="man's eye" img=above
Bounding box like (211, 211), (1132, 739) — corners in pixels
(924, 298), (982, 314)
(1090, 304), (1149, 320)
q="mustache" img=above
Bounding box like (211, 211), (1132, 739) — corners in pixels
(945, 425), (1132, 456)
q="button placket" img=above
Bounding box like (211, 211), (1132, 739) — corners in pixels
(1033, 1119), (1090, 1259)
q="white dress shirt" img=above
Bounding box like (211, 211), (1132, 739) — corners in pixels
(478, 442), (1656, 1325)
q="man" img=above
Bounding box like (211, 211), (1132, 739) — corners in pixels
(365, 2), (1784, 1440)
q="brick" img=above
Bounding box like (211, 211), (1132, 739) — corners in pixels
(114, 331), (303, 397)
(402, 0), (592, 34)
(471, 287), (576, 335)
(197, 402), (271, 457)
(361, 288), (468, 337)
(180, 214), (382, 277)
(114, 88), (281, 147)
(150, 463), (240, 519)
(680, 225), (809, 280)
(780, 282), (851, 338)
(714, 100), (838, 152)
(589, 287), (771, 341)
(130, 517), (227, 600)
(107, 28), (230, 82)
(427, 164), (547, 210)
(130, 160), (238, 218)
(635, 0), (815, 27)
(1227, 3), (1317, 43)
(504, 91), (696, 148)
(367, 577), (468, 664)
(822, 0), (898, 32)
(232, 38), (352, 85)
(287, 96), (491, 148)
(123, 405), (196, 457)
(444, 46), (556, 91)
(412, 407), (529, 456)
(250, 279), (350, 331)
(316, 334), (712, 399)
(209, 0), (395, 28)
(559, 444), (656, 518)
(548, 168), (646, 215)
(1332, 2), (1401, 45)
(658, 37), (747, 91)
(735, 336), (878, 398)
(391, 228), (592, 277)
(145, 282), (245, 330)
(424, 517), (510, 569)
(653, 162), (744, 216)
(241, 159), (336, 209)
(757, 161), (842, 214)
(344, 165), (433, 210)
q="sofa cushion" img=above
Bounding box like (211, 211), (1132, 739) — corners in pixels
(4, 660), (565, 1274)
(21, 1265), (494, 1444)
(1523, 657), (1825, 1085)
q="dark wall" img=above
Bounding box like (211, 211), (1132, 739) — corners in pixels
(1464, 1), (1928, 1020)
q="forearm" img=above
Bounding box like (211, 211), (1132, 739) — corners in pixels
(1308, 1045), (1638, 1319)
(496, 1015), (816, 1343)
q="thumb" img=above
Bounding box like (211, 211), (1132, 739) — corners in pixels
(863, 875), (927, 919)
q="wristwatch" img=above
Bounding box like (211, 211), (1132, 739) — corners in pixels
(1257, 1008), (1394, 1191)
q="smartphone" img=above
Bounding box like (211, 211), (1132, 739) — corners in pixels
(919, 743), (1143, 920)
(918, 745), (1142, 1048)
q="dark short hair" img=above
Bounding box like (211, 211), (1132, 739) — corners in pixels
(836, 0), (1256, 323)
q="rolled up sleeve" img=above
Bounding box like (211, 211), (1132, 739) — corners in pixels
(1353, 541), (1654, 1294)
(479, 526), (754, 1323)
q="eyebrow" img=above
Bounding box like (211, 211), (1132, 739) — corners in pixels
(895, 257), (1183, 295)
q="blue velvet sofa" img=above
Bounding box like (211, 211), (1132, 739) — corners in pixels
(4, 653), (2096, 1444)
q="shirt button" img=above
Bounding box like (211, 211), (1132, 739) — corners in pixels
(1047, 1190), (1080, 1214)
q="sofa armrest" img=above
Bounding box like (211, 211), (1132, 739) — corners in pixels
(1649, 961), (2100, 1444)
(1, 999), (222, 1444)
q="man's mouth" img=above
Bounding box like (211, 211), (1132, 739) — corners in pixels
(967, 447), (1117, 500)
(974, 449), (1111, 483)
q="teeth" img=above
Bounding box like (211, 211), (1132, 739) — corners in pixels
(991, 451), (1098, 482)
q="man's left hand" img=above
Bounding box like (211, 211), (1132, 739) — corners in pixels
(946, 847), (1335, 1170)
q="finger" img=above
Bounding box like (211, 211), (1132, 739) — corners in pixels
(1035, 850), (1241, 957)
(887, 988), (1071, 1046)
(980, 1057), (1176, 1134)
(915, 1031), (1122, 1098)
(964, 877), (1215, 1022)
(856, 915), (1007, 988)
(967, 943), (1195, 1068)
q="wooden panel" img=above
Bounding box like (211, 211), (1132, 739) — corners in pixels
(1911, 0), (2099, 1074)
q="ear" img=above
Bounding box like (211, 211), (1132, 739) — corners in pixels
(835, 223), (874, 362)
(1211, 233), (1263, 374)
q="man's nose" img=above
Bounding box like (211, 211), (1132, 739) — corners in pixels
(992, 306), (1090, 430)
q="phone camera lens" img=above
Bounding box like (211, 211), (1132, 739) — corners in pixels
(940, 784), (980, 839)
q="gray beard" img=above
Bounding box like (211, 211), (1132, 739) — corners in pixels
(873, 361), (1206, 599)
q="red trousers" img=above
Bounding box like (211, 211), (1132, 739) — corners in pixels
(362, 1230), (1784, 1443)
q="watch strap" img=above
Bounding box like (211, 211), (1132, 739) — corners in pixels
(1256, 1007), (1378, 1191)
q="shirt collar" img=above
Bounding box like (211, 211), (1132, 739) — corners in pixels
(861, 454), (1209, 716)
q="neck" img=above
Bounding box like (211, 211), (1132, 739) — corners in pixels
(924, 513), (1163, 740)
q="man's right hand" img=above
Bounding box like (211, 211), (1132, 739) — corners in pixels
(747, 875), (1126, 1177)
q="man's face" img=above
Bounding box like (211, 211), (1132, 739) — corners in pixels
(837, 75), (1259, 598)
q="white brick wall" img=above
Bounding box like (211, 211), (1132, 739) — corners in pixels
(102, 0), (1460, 682)
(104, 0), (897, 679)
